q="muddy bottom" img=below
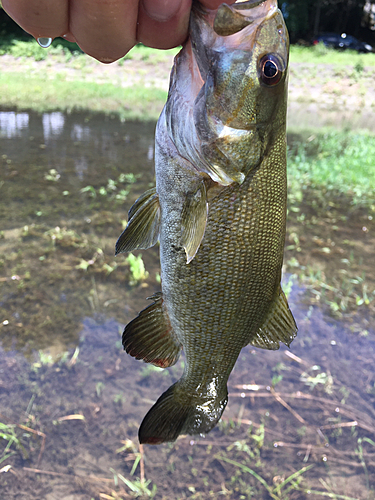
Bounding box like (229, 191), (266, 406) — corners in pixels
(1, 111), (374, 500)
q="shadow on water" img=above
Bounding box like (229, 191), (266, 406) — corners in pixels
(1, 110), (375, 499)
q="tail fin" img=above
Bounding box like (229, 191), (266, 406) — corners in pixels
(139, 382), (228, 445)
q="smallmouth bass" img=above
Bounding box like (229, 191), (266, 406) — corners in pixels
(116, 0), (297, 445)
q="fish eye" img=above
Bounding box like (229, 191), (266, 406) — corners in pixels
(259, 54), (283, 86)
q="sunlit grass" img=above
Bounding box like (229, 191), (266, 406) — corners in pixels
(0, 36), (179, 63)
(2, 35), (374, 68)
(290, 44), (375, 67)
(0, 72), (166, 120)
(120, 44), (180, 64)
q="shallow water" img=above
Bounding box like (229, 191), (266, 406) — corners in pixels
(1, 110), (375, 500)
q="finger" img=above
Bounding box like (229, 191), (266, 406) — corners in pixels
(138, 0), (237, 49)
(62, 32), (77, 44)
(2, 0), (69, 39)
(141, 0), (189, 22)
(201, 0), (236, 8)
(137, 0), (191, 49)
(69, 0), (139, 63)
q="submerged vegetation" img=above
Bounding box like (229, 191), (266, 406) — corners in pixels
(2, 311), (375, 499)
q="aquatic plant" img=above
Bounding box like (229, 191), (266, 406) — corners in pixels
(126, 253), (149, 285)
(218, 456), (314, 500)
(0, 422), (24, 461)
(44, 169), (60, 182)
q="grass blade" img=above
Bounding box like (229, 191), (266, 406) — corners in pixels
(297, 489), (360, 500)
(275, 464), (314, 491)
(217, 456), (277, 499)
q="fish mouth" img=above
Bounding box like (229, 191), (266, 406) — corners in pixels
(213, 0), (278, 36)
(233, 0), (268, 9)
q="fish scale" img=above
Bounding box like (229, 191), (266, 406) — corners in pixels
(116, 0), (297, 444)
(173, 149), (284, 350)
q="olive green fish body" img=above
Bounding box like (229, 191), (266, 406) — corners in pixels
(116, 0), (297, 444)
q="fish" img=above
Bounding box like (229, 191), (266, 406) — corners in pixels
(116, 0), (297, 445)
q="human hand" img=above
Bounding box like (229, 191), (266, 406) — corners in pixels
(2, 0), (234, 63)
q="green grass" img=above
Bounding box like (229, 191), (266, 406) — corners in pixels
(0, 72), (167, 120)
(0, 36), (83, 59)
(1, 37), (374, 122)
(1, 35), (373, 67)
(0, 36), (179, 63)
(120, 43), (180, 63)
(290, 43), (375, 66)
(288, 129), (375, 206)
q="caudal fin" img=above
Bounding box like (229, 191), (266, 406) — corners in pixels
(139, 382), (228, 445)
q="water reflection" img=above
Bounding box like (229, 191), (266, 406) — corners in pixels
(0, 110), (155, 182)
(0, 110), (157, 357)
(42, 112), (65, 141)
(0, 111), (29, 138)
(74, 156), (88, 180)
(71, 123), (91, 142)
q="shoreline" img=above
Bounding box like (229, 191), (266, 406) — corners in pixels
(1, 50), (375, 128)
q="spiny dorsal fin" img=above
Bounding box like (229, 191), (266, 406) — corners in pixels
(250, 287), (298, 350)
(181, 181), (208, 264)
(115, 188), (160, 255)
(123, 293), (182, 368)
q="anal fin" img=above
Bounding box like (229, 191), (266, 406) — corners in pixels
(123, 293), (181, 368)
(249, 287), (298, 350)
(115, 188), (160, 255)
(181, 180), (208, 264)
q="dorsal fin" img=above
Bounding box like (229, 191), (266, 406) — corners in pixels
(115, 188), (160, 255)
(249, 286), (298, 350)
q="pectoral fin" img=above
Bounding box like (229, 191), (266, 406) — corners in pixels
(123, 293), (182, 368)
(115, 188), (160, 255)
(249, 287), (298, 350)
(181, 181), (208, 264)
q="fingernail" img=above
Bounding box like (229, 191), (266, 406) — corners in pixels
(142, 0), (183, 22)
(37, 37), (53, 48)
